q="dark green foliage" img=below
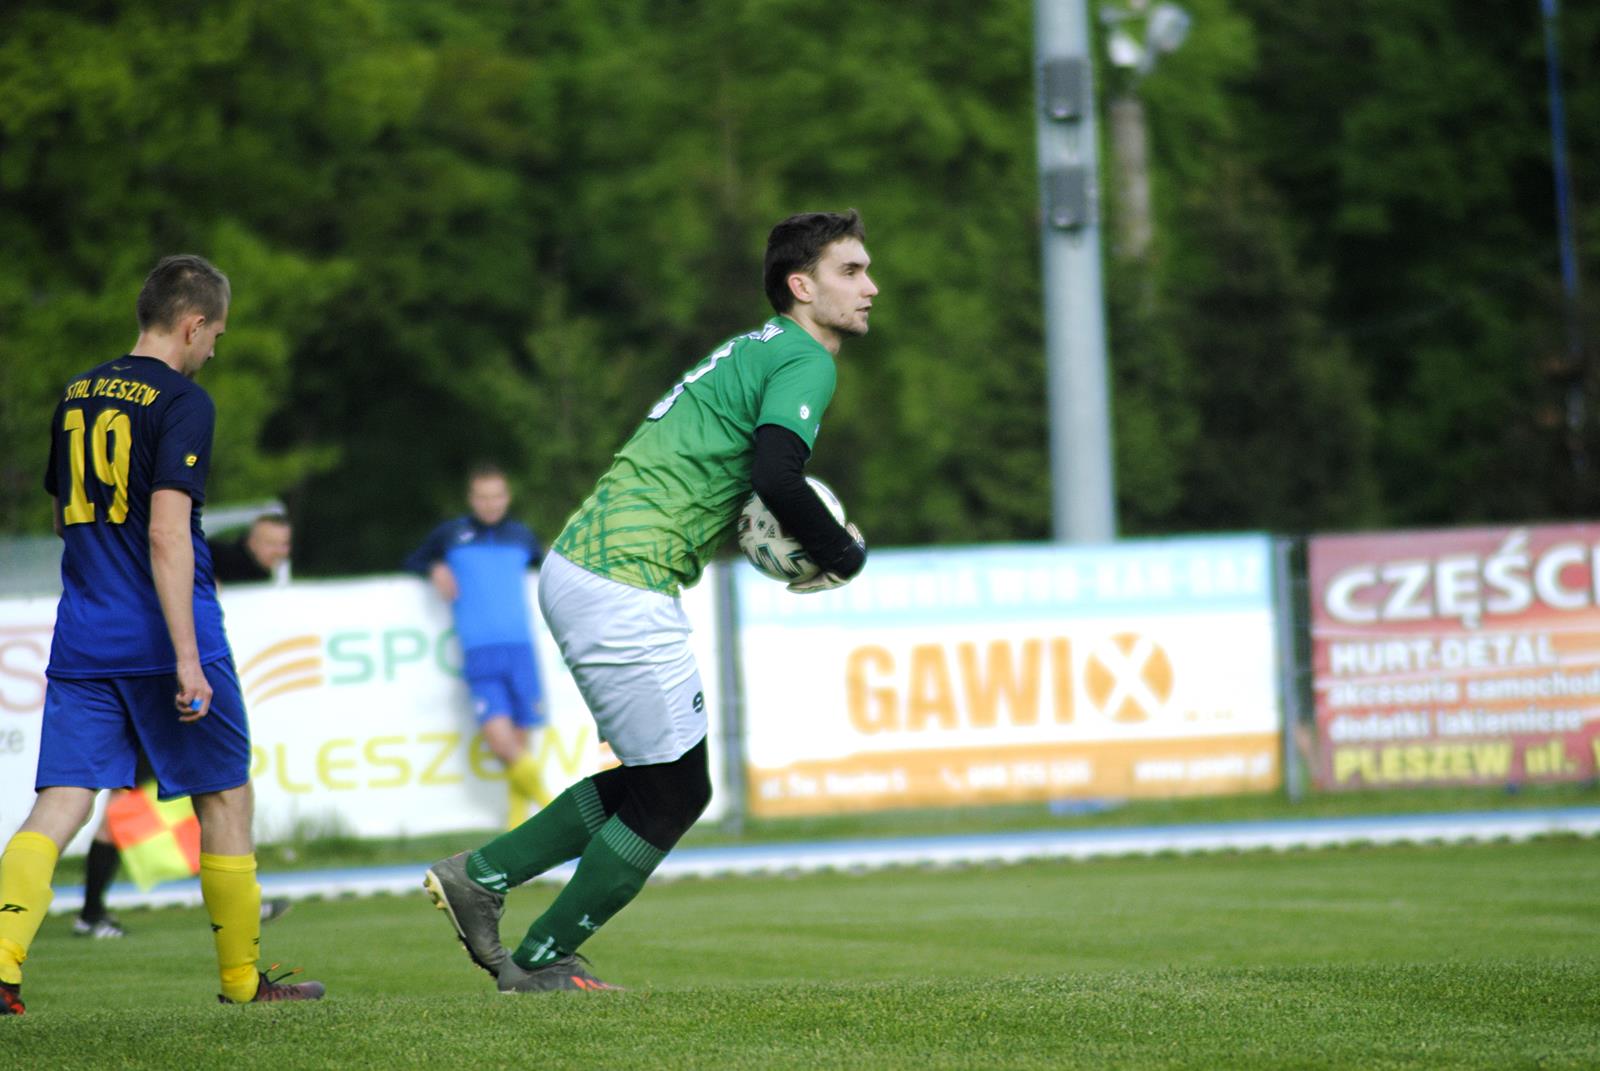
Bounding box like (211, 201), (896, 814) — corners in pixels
(1, 1), (1596, 571)
(1233, 0), (1600, 523)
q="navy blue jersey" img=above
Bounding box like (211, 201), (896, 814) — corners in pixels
(43, 355), (231, 677)
(405, 517), (541, 651)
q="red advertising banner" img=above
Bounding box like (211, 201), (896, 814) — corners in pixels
(1309, 524), (1600, 790)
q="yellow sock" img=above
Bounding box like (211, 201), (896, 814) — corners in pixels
(200, 852), (262, 1002)
(0, 832), (59, 986)
(507, 781), (531, 830)
(508, 752), (550, 808)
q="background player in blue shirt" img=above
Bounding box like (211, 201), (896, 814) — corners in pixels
(406, 464), (550, 827)
(0, 255), (323, 1014)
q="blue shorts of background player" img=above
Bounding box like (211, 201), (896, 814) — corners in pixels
(36, 658), (251, 799)
(463, 643), (547, 730)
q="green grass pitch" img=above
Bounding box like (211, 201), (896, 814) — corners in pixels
(5, 837), (1598, 1069)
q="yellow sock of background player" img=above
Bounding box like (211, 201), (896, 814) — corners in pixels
(200, 852), (262, 1002)
(0, 832), (59, 986)
(507, 751), (549, 809)
(506, 781), (532, 830)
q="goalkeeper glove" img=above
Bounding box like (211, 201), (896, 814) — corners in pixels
(787, 524), (865, 594)
(787, 569), (850, 594)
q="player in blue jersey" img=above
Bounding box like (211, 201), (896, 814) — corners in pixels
(0, 255), (323, 1015)
(407, 464), (550, 827)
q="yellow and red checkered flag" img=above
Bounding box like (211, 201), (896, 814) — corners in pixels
(104, 783), (202, 891)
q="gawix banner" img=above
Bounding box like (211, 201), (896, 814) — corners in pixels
(0, 573), (727, 851)
(1310, 524), (1600, 790)
(736, 536), (1283, 817)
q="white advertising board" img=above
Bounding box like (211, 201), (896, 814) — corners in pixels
(0, 571), (725, 851)
(736, 537), (1283, 816)
(0, 595), (56, 838)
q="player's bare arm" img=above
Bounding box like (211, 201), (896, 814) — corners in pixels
(429, 560), (460, 602)
(150, 487), (211, 721)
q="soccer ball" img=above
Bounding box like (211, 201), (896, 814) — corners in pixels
(737, 477), (846, 583)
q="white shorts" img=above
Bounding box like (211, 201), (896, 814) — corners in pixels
(537, 551), (706, 765)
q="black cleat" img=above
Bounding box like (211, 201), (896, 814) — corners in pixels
(73, 914), (126, 939)
(423, 852), (507, 977)
(217, 964), (326, 1004)
(497, 954), (621, 993)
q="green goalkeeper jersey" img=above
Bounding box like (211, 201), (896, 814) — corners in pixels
(553, 315), (837, 595)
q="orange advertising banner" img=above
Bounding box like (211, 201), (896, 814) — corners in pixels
(1309, 524), (1600, 790)
(737, 538), (1283, 817)
(749, 733), (1279, 818)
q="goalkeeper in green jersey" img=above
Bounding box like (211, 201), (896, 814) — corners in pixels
(424, 210), (875, 991)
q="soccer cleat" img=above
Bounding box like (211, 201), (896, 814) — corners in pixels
(260, 897), (292, 925)
(0, 981), (22, 1016)
(496, 954), (620, 993)
(422, 852), (507, 977)
(217, 964), (326, 1004)
(73, 915), (126, 939)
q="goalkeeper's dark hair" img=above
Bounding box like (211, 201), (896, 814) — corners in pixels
(763, 210), (866, 314)
(136, 255), (230, 331)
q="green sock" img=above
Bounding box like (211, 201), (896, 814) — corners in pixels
(470, 778), (608, 892)
(511, 815), (666, 969)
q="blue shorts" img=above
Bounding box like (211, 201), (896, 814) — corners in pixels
(463, 643), (546, 729)
(37, 658), (252, 801)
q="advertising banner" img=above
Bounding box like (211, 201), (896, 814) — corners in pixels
(1310, 524), (1600, 789)
(736, 537), (1283, 817)
(0, 572), (726, 850)
(0, 596), (54, 838)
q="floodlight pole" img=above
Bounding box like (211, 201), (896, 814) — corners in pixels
(1542, 0), (1588, 488)
(1035, 0), (1117, 544)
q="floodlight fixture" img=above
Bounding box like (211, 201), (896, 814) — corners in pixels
(1106, 28), (1143, 69)
(1099, 0), (1189, 77)
(1146, 3), (1191, 54)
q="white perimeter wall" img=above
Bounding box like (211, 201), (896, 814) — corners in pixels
(1, 534), (1288, 854)
(0, 572), (726, 853)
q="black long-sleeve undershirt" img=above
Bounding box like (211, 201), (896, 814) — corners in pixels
(749, 424), (866, 579)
